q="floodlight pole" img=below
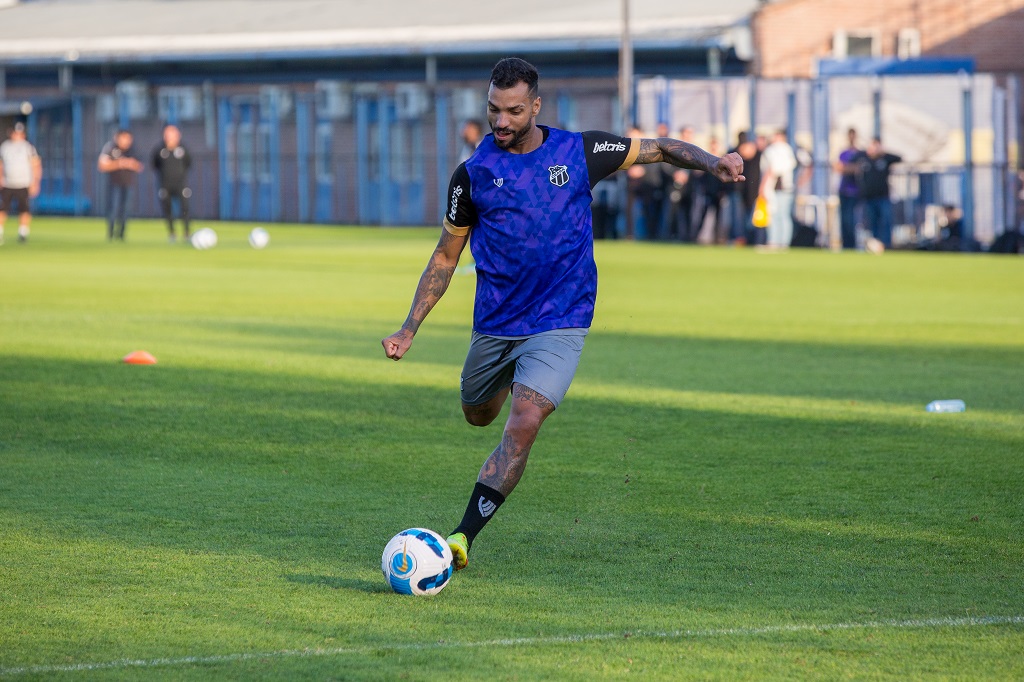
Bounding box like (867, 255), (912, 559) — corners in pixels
(619, 0), (633, 134)
(960, 69), (975, 249)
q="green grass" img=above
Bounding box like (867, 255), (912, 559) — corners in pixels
(1, 218), (1022, 680)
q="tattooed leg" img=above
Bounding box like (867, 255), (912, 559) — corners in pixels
(462, 387), (511, 427)
(477, 383), (555, 497)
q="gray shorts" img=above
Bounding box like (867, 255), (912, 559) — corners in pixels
(460, 329), (588, 409)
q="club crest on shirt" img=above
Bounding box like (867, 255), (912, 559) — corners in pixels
(548, 165), (569, 187)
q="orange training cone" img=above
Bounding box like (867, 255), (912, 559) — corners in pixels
(122, 350), (157, 365)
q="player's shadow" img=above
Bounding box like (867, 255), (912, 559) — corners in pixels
(284, 573), (390, 594)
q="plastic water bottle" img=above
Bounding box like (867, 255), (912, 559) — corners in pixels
(926, 399), (966, 413)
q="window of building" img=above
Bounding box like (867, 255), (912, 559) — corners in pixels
(833, 29), (881, 59)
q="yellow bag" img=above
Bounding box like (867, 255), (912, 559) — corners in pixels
(752, 195), (769, 228)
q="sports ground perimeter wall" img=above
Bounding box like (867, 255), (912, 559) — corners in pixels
(634, 73), (1021, 245)
(10, 70), (1022, 245)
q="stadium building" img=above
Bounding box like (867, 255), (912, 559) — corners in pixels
(0, 0), (758, 225)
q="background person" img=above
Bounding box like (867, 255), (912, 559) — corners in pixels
(692, 137), (728, 243)
(834, 128), (862, 250)
(759, 129), (798, 249)
(457, 119), (485, 164)
(381, 57), (744, 573)
(97, 130), (143, 241)
(725, 132), (750, 245)
(736, 132), (765, 246)
(151, 124), (193, 243)
(854, 137), (902, 249)
(665, 126), (700, 242)
(0, 122), (42, 245)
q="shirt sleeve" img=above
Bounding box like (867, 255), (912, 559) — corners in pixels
(442, 162), (477, 236)
(582, 131), (639, 189)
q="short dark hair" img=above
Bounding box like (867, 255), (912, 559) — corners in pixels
(490, 58), (539, 97)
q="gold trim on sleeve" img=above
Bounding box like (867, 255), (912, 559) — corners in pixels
(618, 138), (640, 170)
(443, 219), (471, 237)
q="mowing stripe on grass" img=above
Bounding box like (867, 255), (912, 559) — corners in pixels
(2, 615), (1021, 677)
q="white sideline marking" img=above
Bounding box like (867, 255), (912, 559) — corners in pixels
(1, 615), (1021, 677)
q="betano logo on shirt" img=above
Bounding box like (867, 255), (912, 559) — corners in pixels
(448, 184), (463, 222)
(593, 141), (626, 153)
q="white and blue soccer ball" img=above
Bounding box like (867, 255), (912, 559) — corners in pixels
(248, 226), (270, 249)
(190, 227), (218, 250)
(381, 528), (453, 596)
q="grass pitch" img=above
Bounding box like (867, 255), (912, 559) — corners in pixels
(1, 218), (1022, 680)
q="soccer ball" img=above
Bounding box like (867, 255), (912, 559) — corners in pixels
(381, 528), (453, 596)
(190, 227), (218, 250)
(249, 227), (270, 249)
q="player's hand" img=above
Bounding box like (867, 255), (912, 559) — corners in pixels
(29, 183), (40, 198)
(714, 152), (745, 183)
(381, 329), (414, 361)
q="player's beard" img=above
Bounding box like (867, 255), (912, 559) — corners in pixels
(491, 120), (533, 150)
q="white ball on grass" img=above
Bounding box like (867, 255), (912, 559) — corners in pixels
(190, 228), (218, 250)
(249, 227), (270, 249)
(381, 528), (453, 596)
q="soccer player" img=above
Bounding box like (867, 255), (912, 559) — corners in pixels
(0, 122), (42, 245)
(151, 124), (193, 243)
(381, 58), (744, 571)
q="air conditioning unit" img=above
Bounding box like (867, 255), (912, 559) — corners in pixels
(259, 86), (293, 120)
(395, 83), (429, 120)
(114, 80), (151, 120)
(157, 87), (203, 122)
(96, 94), (116, 123)
(832, 29), (880, 59)
(452, 87), (484, 121)
(897, 28), (921, 60)
(315, 80), (352, 120)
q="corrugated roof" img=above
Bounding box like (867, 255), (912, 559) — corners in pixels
(0, 0), (760, 63)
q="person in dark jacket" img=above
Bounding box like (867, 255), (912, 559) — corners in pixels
(152, 124), (193, 243)
(854, 137), (901, 248)
(98, 130), (143, 241)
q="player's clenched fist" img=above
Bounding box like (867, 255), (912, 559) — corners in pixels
(714, 152), (745, 183)
(381, 329), (413, 361)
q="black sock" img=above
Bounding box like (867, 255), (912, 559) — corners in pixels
(452, 481), (505, 549)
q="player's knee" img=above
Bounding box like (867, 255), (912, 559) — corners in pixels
(464, 412), (494, 427)
(463, 405), (498, 427)
(504, 410), (544, 444)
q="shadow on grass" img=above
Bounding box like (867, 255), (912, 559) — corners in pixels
(1, 353), (1021, 619)
(285, 574), (390, 594)
(180, 316), (1024, 412)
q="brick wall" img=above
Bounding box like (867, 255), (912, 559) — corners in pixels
(753, 0), (1024, 78)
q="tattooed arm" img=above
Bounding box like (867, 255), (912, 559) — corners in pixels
(381, 228), (468, 360)
(635, 138), (745, 183)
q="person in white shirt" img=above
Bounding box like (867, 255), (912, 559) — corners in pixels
(759, 129), (798, 249)
(0, 123), (42, 244)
